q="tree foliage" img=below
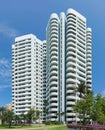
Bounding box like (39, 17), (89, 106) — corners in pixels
(4, 110), (14, 128)
(74, 91), (94, 124)
(26, 108), (41, 124)
(90, 94), (105, 124)
(0, 107), (5, 124)
(74, 92), (105, 124)
(77, 81), (87, 98)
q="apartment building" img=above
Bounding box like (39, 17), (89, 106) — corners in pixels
(46, 9), (92, 123)
(12, 8), (92, 124)
(12, 34), (43, 121)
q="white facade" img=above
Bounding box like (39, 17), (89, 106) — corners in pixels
(46, 9), (92, 123)
(42, 40), (47, 121)
(46, 13), (59, 122)
(12, 8), (92, 124)
(12, 34), (43, 120)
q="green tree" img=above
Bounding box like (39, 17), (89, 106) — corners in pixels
(60, 112), (65, 124)
(77, 81), (87, 98)
(26, 108), (41, 124)
(43, 100), (49, 122)
(26, 108), (36, 125)
(4, 110), (14, 128)
(90, 94), (105, 124)
(0, 107), (5, 125)
(13, 115), (20, 125)
(20, 113), (27, 125)
(35, 110), (41, 121)
(74, 91), (94, 124)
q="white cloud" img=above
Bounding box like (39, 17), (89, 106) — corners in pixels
(0, 23), (19, 38)
(0, 58), (11, 68)
(0, 70), (11, 78)
(0, 85), (11, 91)
(0, 58), (11, 78)
(101, 89), (105, 97)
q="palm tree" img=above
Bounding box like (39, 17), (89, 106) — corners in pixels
(26, 108), (36, 125)
(0, 107), (5, 125)
(20, 113), (27, 125)
(13, 115), (20, 125)
(60, 112), (65, 124)
(77, 81), (87, 98)
(4, 110), (14, 128)
(35, 110), (41, 123)
(43, 100), (49, 122)
(55, 112), (59, 121)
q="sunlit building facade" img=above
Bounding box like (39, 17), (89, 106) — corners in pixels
(46, 8), (92, 123)
(12, 34), (43, 121)
(12, 8), (92, 123)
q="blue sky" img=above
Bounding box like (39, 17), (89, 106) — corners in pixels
(0, 0), (105, 106)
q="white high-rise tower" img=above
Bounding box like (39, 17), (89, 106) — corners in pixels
(12, 8), (92, 124)
(12, 34), (43, 121)
(46, 9), (92, 123)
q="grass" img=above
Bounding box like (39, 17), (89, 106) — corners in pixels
(0, 124), (43, 129)
(0, 124), (66, 130)
(47, 125), (66, 130)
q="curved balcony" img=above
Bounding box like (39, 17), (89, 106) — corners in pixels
(50, 81), (58, 87)
(50, 46), (58, 52)
(50, 103), (57, 107)
(50, 61), (58, 66)
(66, 51), (76, 58)
(50, 75), (58, 81)
(66, 95), (76, 100)
(50, 26), (58, 31)
(50, 92), (58, 97)
(66, 37), (76, 43)
(66, 33), (76, 39)
(66, 79), (76, 85)
(50, 33), (58, 38)
(50, 55), (58, 61)
(87, 79), (92, 83)
(87, 52), (91, 56)
(86, 71), (91, 75)
(50, 70), (58, 77)
(66, 46), (76, 52)
(87, 75), (91, 79)
(87, 46), (91, 50)
(66, 41), (76, 48)
(66, 62), (76, 68)
(66, 107), (73, 111)
(50, 97), (58, 101)
(66, 89), (74, 94)
(66, 57), (76, 64)
(50, 41), (58, 46)
(87, 39), (92, 43)
(66, 66), (76, 73)
(87, 58), (91, 62)
(87, 62), (92, 66)
(66, 73), (76, 78)
(66, 113), (75, 116)
(50, 87), (58, 92)
(66, 28), (76, 35)
(50, 108), (58, 112)
(50, 50), (58, 56)
(50, 71), (58, 77)
(86, 66), (91, 70)
(87, 42), (91, 46)
(66, 101), (75, 106)
(66, 20), (76, 27)
(50, 22), (58, 27)
(87, 53), (92, 58)
(66, 22), (76, 31)
(50, 65), (57, 71)
(50, 29), (58, 34)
